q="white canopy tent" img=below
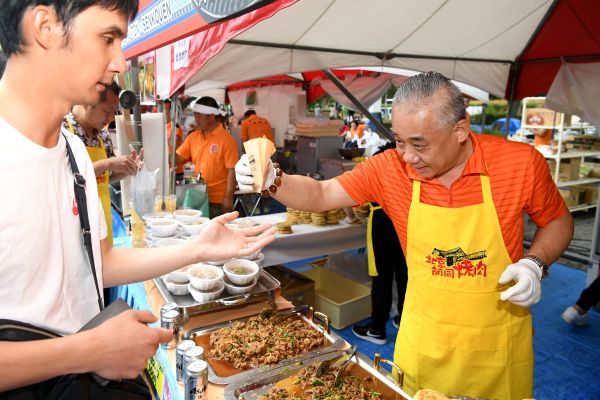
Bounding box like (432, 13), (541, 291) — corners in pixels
(161, 0), (553, 99)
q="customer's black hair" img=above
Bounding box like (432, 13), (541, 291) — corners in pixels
(0, 1), (138, 58)
(0, 51), (7, 79)
(244, 109), (256, 118)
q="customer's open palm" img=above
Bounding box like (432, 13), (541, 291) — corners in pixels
(189, 212), (275, 262)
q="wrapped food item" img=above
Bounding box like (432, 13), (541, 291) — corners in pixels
(243, 137), (276, 193)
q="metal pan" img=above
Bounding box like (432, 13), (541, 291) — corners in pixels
(182, 306), (344, 385)
(223, 349), (412, 400)
(153, 269), (280, 316)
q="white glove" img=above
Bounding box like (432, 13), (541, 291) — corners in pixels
(498, 258), (542, 307)
(234, 154), (275, 193)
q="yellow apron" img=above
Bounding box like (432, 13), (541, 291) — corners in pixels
(67, 122), (113, 246)
(366, 202), (382, 276)
(394, 175), (533, 399)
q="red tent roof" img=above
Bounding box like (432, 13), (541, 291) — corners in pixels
(510, 0), (600, 99)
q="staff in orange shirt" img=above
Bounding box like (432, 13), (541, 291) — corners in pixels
(177, 97), (239, 218)
(527, 111), (553, 146)
(236, 72), (574, 399)
(240, 109), (274, 143)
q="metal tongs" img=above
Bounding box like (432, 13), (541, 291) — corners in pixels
(259, 305), (310, 322)
(315, 345), (358, 381)
(333, 345), (358, 386)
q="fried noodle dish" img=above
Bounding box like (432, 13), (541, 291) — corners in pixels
(208, 312), (325, 369)
(261, 364), (383, 400)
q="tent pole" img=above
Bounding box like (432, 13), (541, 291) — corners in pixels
(322, 69), (394, 142)
(156, 99), (167, 199)
(130, 57), (143, 148)
(169, 95), (179, 195)
(505, 62), (519, 138)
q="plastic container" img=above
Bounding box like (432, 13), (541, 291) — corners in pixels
(300, 267), (371, 329)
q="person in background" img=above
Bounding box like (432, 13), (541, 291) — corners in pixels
(164, 99), (184, 181)
(63, 81), (142, 247)
(344, 119), (366, 147)
(329, 102), (338, 119)
(561, 276), (600, 326)
(527, 111), (553, 146)
(314, 102), (322, 117)
(236, 71), (573, 399)
(0, 1), (276, 393)
(351, 145), (408, 345)
(240, 109), (274, 143)
(177, 96), (239, 217)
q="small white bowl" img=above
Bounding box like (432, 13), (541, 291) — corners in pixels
(206, 258), (231, 266)
(236, 218), (259, 228)
(164, 277), (190, 295)
(143, 212), (172, 224)
(157, 238), (186, 247)
(148, 218), (179, 238)
(188, 281), (224, 303)
(187, 264), (224, 291)
(223, 276), (257, 295)
(223, 259), (260, 286)
(172, 209), (204, 223)
(148, 232), (173, 242)
(165, 269), (189, 284)
(251, 252), (265, 267)
(239, 249), (261, 261)
(181, 219), (210, 236)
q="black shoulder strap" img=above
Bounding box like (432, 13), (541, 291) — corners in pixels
(63, 134), (104, 312)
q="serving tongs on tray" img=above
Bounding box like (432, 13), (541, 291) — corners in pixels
(315, 344), (357, 378)
(224, 349), (412, 400)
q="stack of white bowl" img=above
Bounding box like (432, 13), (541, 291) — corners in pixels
(222, 259), (260, 295)
(187, 264), (225, 302)
(173, 210), (209, 238)
(162, 269), (190, 296)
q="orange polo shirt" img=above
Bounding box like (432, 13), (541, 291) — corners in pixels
(336, 132), (568, 262)
(166, 121), (184, 174)
(241, 114), (274, 142)
(533, 129), (553, 146)
(177, 124), (239, 204)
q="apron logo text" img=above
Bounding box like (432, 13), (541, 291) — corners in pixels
(426, 247), (488, 279)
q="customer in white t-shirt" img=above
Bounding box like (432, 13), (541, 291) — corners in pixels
(0, 2), (275, 392)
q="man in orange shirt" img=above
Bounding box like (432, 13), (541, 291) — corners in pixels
(240, 109), (274, 143)
(527, 111), (553, 146)
(177, 97), (239, 217)
(236, 72), (574, 399)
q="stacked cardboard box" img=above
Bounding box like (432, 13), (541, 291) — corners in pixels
(580, 184), (599, 205)
(565, 135), (600, 151)
(547, 158), (581, 181)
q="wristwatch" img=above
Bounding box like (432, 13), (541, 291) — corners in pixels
(524, 254), (549, 279)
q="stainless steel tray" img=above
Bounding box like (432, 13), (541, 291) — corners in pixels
(153, 269), (280, 316)
(224, 349), (412, 400)
(182, 306), (344, 385)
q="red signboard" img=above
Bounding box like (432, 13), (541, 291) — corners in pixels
(123, 0), (278, 60)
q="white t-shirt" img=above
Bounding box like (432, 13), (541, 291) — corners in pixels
(0, 119), (107, 335)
